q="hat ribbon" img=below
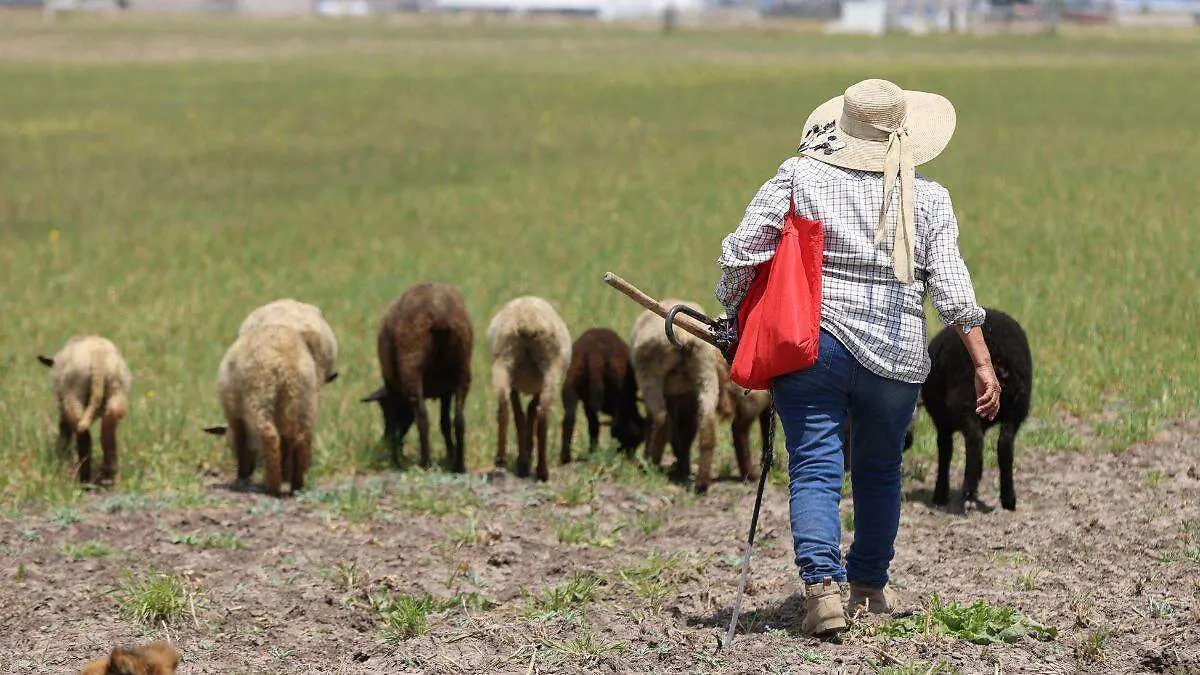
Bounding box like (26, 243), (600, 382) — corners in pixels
(840, 113), (916, 284)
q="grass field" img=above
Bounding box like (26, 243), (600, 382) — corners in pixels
(0, 16), (1198, 672)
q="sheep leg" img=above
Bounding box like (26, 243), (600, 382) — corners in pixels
(694, 411), (717, 494)
(99, 414), (120, 486)
(452, 387), (467, 474)
(414, 383), (432, 470)
(75, 429), (94, 484)
(584, 405), (601, 453)
(669, 403), (697, 485)
(261, 424), (283, 498)
(290, 430), (312, 494)
(533, 396), (550, 482)
(560, 391), (578, 466)
(932, 428), (954, 506)
(55, 418), (74, 464)
(997, 422), (1018, 511)
(494, 387), (511, 472)
(640, 379), (669, 469)
(230, 418), (254, 486)
(732, 419), (754, 483)
(512, 390), (531, 478)
(962, 423), (985, 506)
(439, 394), (454, 471)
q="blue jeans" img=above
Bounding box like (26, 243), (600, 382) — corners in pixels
(772, 329), (920, 588)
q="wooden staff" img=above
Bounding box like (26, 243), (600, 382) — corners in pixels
(602, 272), (719, 347)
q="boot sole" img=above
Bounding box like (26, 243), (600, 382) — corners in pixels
(807, 615), (849, 638)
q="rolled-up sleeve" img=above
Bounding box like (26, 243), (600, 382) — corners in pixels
(924, 185), (986, 330)
(714, 157), (795, 319)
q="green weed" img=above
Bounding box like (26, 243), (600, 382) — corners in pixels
(1015, 568), (1042, 591)
(65, 540), (111, 560)
(373, 590), (496, 642)
(171, 531), (243, 550)
(445, 512), (480, 546)
(523, 572), (603, 619)
(112, 570), (197, 626)
(555, 471), (598, 507)
(877, 596), (1057, 645)
(868, 659), (959, 675)
(1075, 628), (1113, 662)
(1145, 469), (1165, 489)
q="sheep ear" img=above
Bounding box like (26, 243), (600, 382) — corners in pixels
(37, 355), (54, 367)
(361, 387), (387, 403)
(203, 426), (227, 436)
(325, 371), (339, 384)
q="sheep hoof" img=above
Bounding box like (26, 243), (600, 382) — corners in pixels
(487, 468), (509, 483)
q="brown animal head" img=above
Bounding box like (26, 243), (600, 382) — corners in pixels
(80, 641), (179, 675)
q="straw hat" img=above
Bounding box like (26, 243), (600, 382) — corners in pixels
(797, 79), (957, 285)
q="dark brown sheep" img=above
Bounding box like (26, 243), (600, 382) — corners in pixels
(361, 282), (473, 473)
(560, 328), (645, 464)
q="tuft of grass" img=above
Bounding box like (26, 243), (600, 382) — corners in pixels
(1147, 599), (1175, 619)
(375, 593), (434, 642)
(877, 596), (1057, 645)
(171, 531), (243, 550)
(64, 540), (111, 560)
(1075, 628), (1113, 662)
(634, 511), (663, 536)
(555, 471), (598, 507)
(538, 628), (627, 663)
(113, 570), (197, 626)
(1145, 468), (1165, 489)
(48, 506), (81, 531)
(619, 551), (682, 608)
(554, 513), (618, 548)
(868, 659), (959, 675)
(445, 512), (480, 547)
(1015, 568), (1042, 591)
(373, 590), (497, 643)
(842, 509), (855, 533)
(297, 481), (383, 523)
(523, 572), (604, 619)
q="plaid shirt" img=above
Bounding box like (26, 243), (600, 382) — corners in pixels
(715, 156), (986, 384)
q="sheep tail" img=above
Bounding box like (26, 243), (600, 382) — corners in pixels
(76, 350), (105, 433)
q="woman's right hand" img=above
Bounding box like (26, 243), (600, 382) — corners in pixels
(974, 363), (1001, 421)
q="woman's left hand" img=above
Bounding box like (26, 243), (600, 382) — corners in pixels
(974, 363), (1001, 421)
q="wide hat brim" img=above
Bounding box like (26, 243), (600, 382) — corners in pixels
(798, 90), (956, 171)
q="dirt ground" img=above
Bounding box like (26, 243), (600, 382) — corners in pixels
(2, 422), (1198, 674)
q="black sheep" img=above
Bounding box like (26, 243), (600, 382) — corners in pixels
(921, 308), (1032, 511)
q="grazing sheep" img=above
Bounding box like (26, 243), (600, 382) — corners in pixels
(718, 367), (772, 482)
(560, 328), (645, 464)
(629, 299), (725, 493)
(487, 296), (571, 482)
(37, 336), (132, 486)
(80, 640), (179, 675)
(205, 325), (321, 497)
(922, 308), (1032, 511)
(361, 282), (473, 473)
(238, 298), (339, 384)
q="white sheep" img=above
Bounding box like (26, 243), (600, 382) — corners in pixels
(205, 324), (322, 497)
(486, 296), (571, 482)
(38, 335), (132, 485)
(629, 299), (725, 493)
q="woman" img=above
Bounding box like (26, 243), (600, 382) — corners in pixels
(714, 79), (1001, 638)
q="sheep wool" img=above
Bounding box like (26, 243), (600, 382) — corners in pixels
(40, 335), (132, 485)
(629, 299), (725, 493)
(215, 324), (320, 498)
(487, 296), (572, 482)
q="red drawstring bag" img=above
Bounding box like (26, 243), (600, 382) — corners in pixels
(729, 198), (825, 391)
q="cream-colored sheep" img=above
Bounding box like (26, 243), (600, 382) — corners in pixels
(205, 325), (319, 497)
(38, 335), (132, 485)
(486, 296), (571, 482)
(629, 299), (725, 493)
(238, 298), (338, 385)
